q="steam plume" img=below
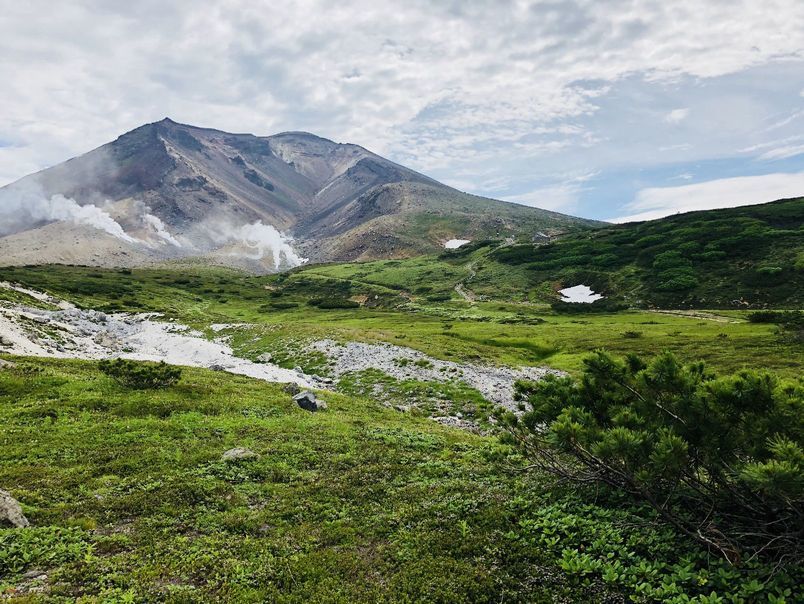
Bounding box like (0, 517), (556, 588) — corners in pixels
(192, 217), (306, 269)
(0, 182), (137, 243)
(235, 221), (306, 268)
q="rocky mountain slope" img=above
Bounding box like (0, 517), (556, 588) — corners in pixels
(0, 119), (600, 270)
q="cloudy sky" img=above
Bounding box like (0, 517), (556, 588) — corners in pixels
(2, 0), (804, 221)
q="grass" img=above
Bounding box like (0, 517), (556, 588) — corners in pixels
(0, 260), (801, 601)
(479, 197), (804, 308)
(1, 358), (800, 602)
(0, 202), (801, 601)
(310, 198), (804, 309)
(0, 265), (800, 380)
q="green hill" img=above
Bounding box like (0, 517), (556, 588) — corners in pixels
(302, 197), (803, 309)
(484, 197), (804, 308)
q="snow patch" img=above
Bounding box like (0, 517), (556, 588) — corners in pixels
(445, 239), (471, 249)
(559, 284), (603, 303)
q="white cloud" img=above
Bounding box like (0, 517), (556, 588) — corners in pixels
(611, 172), (804, 222)
(503, 186), (581, 211)
(758, 144), (804, 161)
(664, 108), (690, 124)
(503, 171), (600, 212)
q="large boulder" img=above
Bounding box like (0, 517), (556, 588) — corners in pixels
(221, 448), (259, 462)
(0, 359), (16, 370)
(294, 391), (327, 412)
(0, 489), (29, 528)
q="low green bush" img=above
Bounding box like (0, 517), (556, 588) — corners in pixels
(262, 301), (298, 310)
(747, 310), (803, 326)
(501, 351), (803, 563)
(550, 299), (627, 314)
(425, 294), (452, 302)
(0, 527), (92, 576)
(98, 359), (182, 389)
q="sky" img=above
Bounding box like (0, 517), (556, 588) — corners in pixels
(2, 0), (804, 222)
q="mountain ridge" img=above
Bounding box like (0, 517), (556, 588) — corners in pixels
(0, 119), (600, 271)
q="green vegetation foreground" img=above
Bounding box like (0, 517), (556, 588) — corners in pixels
(1, 357), (801, 602)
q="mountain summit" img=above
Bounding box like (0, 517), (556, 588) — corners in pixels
(0, 119), (599, 270)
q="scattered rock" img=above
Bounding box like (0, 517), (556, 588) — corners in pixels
(294, 390), (326, 412)
(282, 382), (301, 396)
(93, 331), (119, 348)
(209, 364), (226, 372)
(257, 352), (272, 363)
(0, 359), (16, 370)
(0, 489), (30, 528)
(431, 415), (482, 433)
(308, 339), (561, 411)
(0, 335), (12, 347)
(221, 448), (258, 462)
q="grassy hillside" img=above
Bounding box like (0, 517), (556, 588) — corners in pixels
(302, 198), (804, 309)
(0, 264), (800, 379)
(0, 259), (802, 600)
(2, 358), (801, 602)
(485, 197), (804, 308)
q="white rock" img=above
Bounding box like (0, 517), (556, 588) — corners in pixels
(0, 489), (29, 528)
(221, 448), (259, 462)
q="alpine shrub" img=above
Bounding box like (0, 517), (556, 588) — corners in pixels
(99, 359), (182, 389)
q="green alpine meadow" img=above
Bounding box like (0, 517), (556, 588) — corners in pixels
(1, 198), (802, 602)
(3, 4), (804, 599)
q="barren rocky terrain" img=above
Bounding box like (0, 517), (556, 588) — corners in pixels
(0, 282), (554, 414)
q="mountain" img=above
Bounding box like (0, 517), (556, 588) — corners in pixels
(0, 118), (600, 270)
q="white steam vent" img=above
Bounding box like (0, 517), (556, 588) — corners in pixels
(0, 184), (138, 243)
(142, 212), (181, 246)
(195, 217), (307, 270)
(234, 221), (307, 269)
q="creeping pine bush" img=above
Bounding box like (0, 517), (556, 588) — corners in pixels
(747, 310), (803, 326)
(307, 297), (359, 309)
(98, 359), (182, 389)
(500, 351), (803, 564)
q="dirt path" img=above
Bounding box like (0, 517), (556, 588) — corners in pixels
(454, 261), (478, 302)
(648, 309), (741, 323)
